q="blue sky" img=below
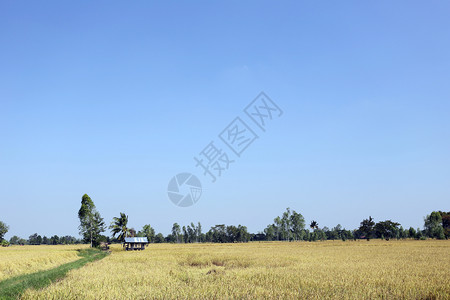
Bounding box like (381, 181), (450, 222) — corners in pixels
(1, 1), (449, 239)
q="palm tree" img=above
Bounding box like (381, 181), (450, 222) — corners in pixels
(310, 220), (319, 231)
(110, 212), (130, 245)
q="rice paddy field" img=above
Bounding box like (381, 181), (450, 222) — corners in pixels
(1, 240), (449, 299)
(0, 245), (86, 281)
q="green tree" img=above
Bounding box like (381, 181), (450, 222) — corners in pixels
(197, 222), (202, 242)
(0, 221), (9, 242)
(165, 233), (176, 243)
(308, 230), (318, 241)
(154, 233), (165, 243)
(302, 229), (310, 241)
(129, 228), (137, 237)
(207, 225), (227, 243)
(416, 228), (424, 240)
(309, 220), (319, 230)
(281, 208), (292, 241)
(374, 220), (400, 240)
(189, 222), (197, 242)
(182, 226), (188, 243)
(274, 216), (282, 241)
(439, 211), (450, 239)
(358, 216), (375, 241)
(78, 194), (105, 247)
(329, 224), (342, 240)
(290, 210), (305, 241)
(9, 235), (20, 245)
(138, 224), (155, 243)
(341, 229), (353, 241)
(264, 224), (276, 241)
(186, 224), (194, 243)
(424, 211), (445, 239)
(408, 227), (417, 239)
(316, 229), (327, 241)
(50, 235), (59, 245)
(226, 225), (239, 242)
(237, 225), (250, 242)
(110, 212), (130, 244)
(269, 208), (303, 241)
(329, 224), (351, 241)
(399, 226), (407, 239)
(28, 233), (41, 245)
(323, 226), (332, 239)
(172, 223), (181, 243)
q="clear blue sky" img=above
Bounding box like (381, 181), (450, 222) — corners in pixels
(1, 1), (449, 239)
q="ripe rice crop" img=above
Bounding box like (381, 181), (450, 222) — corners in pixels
(21, 240), (450, 299)
(0, 245), (86, 281)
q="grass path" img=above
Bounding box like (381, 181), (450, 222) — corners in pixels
(0, 248), (108, 300)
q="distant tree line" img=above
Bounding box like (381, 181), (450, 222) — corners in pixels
(0, 194), (448, 247)
(8, 234), (82, 245)
(108, 208), (449, 245)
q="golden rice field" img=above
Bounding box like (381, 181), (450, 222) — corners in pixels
(15, 240), (450, 299)
(0, 245), (86, 281)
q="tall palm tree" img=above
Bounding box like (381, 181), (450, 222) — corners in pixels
(310, 220), (319, 231)
(110, 212), (130, 244)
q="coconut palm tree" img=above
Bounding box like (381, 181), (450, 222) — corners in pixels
(310, 220), (319, 231)
(110, 212), (130, 244)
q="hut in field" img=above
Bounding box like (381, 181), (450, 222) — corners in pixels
(124, 237), (149, 251)
(99, 242), (110, 251)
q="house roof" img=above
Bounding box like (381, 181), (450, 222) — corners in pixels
(124, 237), (148, 243)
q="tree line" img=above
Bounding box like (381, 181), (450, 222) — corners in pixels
(9, 234), (81, 245)
(0, 194), (448, 247)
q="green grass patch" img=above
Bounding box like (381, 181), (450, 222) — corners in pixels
(0, 248), (108, 300)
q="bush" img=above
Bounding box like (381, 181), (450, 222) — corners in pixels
(1, 240), (10, 247)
